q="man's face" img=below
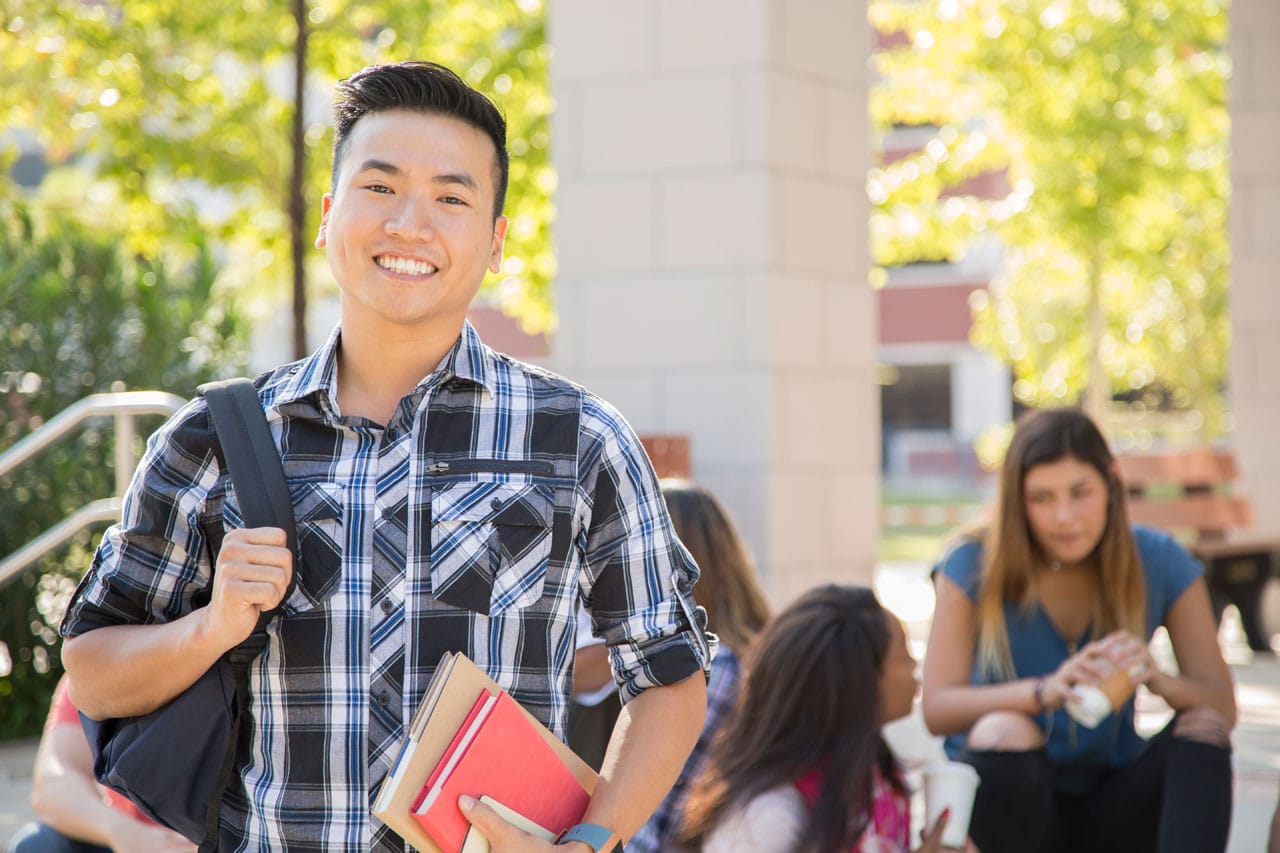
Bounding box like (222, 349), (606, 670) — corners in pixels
(317, 109), (508, 337)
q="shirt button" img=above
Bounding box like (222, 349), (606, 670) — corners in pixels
(380, 598), (394, 614)
(490, 497), (503, 510)
(376, 690), (390, 708)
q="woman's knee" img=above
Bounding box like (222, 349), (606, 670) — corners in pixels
(967, 710), (1046, 751)
(1173, 706), (1232, 748)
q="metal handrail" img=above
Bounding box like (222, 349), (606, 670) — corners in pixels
(0, 499), (122, 587)
(0, 390), (186, 587)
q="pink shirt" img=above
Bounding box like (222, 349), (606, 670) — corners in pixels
(47, 675), (155, 826)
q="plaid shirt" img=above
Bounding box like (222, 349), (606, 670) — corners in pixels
(627, 644), (742, 853)
(62, 321), (713, 852)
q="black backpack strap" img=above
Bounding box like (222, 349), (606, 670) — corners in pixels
(200, 378), (299, 599)
(196, 378), (299, 852)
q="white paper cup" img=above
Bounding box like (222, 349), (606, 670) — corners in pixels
(923, 760), (980, 848)
(1064, 684), (1112, 728)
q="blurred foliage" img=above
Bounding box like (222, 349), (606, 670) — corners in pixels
(0, 199), (245, 738)
(0, 0), (554, 335)
(869, 0), (1230, 435)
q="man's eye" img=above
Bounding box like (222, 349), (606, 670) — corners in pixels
(441, 196), (465, 205)
(366, 184), (392, 194)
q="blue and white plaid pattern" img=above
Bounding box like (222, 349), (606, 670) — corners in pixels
(63, 321), (714, 852)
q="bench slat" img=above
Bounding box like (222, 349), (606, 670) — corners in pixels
(1125, 495), (1253, 532)
(1116, 450), (1238, 488)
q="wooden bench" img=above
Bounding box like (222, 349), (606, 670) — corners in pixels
(1117, 449), (1280, 652)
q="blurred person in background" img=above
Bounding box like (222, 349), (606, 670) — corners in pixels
(680, 584), (970, 852)
(627, 480), (773, 852)
(6, 674), (194, 853)
(923, 407), (1234, 853)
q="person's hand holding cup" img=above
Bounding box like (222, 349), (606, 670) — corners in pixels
(1064, 634), (1145, 728)
(922, 760), (980, 850)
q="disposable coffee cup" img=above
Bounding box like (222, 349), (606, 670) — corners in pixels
(1097, 664), (1135, 709)
(1065, 665), (1134, 728)
(923, 760), (980, 849)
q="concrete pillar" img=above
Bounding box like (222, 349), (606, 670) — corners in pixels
(548, 0), (877, 602)
(1229, 0), (1280, 529)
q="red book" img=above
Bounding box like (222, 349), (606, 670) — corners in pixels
(410, 689), (591, 852)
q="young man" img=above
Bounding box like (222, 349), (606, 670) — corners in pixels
(61, 61), (712, 853)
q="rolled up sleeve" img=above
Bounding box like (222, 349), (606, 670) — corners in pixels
(576, 398), (715, 704)
(61, 402), (218, 638)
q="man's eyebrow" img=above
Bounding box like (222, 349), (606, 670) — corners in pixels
(355, 158), (402, 176)
(352, 160), (477, 192)
(433, 172), (477, 191)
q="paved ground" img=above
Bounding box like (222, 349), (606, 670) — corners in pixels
(1, 561), (1276, 850)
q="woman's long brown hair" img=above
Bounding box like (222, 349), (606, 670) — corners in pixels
(679, 585), (906, 852)
(661, 479), (771, 657)
(977, 407), (1146, 677)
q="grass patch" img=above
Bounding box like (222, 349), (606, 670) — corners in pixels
(878, 526), (953, 563)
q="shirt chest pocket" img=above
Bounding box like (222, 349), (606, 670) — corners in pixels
(284, 480), (345, 613)
(429, 481), (554, 616)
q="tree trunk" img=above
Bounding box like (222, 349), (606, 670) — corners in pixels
(1083, 249), (1109, 427)
(290, 0), (309, 360)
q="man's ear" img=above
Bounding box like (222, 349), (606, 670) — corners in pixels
(487, 215), (509, 274)
(315, 194), (333, 248)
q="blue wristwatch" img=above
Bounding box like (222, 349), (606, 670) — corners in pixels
(555, 823), (622, 853)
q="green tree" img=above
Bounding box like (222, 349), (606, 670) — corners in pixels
(869, 0), (1230, 435)
(0, 198), (245, 737)
(0, 0), (555, 348)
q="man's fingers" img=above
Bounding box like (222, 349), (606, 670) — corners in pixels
(225, 526), (289, 547)
(459, 795), (515, 844)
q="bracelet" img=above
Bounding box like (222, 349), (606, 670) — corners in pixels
(556, 823), (623, 853)
(1034, 676), (1047, 710)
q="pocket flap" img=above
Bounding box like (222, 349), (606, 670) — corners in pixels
(287, 481), (345, 611)
(432, 481), (553, 527)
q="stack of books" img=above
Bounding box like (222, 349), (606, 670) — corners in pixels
(372, 652), (598, 852)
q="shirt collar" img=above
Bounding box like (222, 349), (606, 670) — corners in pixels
(446, 319), (497, 397)
(270, 319), (498, 413)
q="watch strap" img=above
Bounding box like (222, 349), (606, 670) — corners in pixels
(555, 822), (622, 853)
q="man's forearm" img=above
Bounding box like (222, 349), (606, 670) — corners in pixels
(62, 612), (229, 720)
(580, 674), (707, 844)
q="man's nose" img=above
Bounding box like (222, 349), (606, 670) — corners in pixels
(385, 197), (434, 240)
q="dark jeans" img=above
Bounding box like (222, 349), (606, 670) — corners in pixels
(958, 719), (1233, 853)
(6, 824), (110, 853)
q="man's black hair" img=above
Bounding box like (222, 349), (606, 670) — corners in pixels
(330, 61), (509, 219)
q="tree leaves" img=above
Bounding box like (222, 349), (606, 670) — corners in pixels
(0, 0), (554, 335)
(869, 0), (1229, 435)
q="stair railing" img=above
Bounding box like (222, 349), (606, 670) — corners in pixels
(0, 390), (185, 588)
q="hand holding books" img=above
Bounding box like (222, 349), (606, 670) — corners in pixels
(372, 653), (598, 852)
(457, 796), (558, 853)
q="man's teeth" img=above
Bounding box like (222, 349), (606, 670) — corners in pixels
(378, 256), (435, 275)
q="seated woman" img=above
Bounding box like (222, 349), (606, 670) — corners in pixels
(680, 584), (969, 852)
(627, 480), (772, 853)
(922, 407), (1236, 853)
(8, 673), (194, 853)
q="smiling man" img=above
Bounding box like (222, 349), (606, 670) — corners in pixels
(61, 61), (712, 853)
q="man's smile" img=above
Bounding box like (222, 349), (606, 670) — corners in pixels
(375, 254), (437, 277)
